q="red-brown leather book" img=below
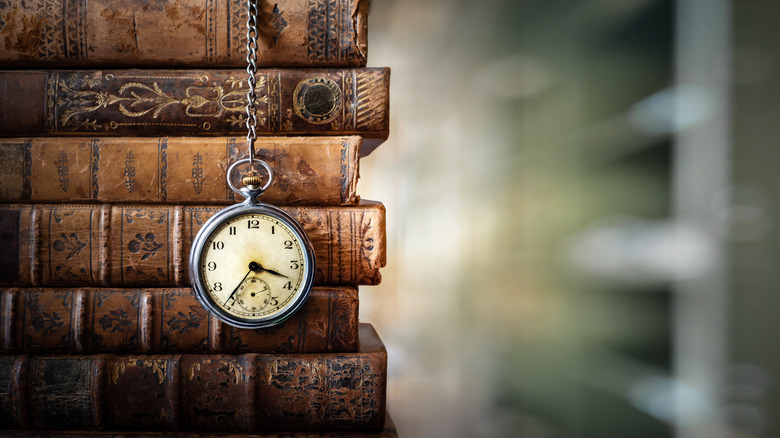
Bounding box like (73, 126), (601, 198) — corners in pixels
(0, 0), (369, 68)
(0, 414), (396, 436)
(0, 136), (360, 205)
(0, 286), (359, 354)
(0, 201), (385, 287)
(0, 69), (390, 153)
(0, 324), (386, 432)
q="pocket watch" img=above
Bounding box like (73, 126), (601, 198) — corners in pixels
(188, 158), (316, 328)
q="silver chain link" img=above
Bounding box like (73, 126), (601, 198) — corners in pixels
(245, 0), (259, 165)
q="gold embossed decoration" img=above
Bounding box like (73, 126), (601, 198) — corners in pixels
(54, 74), (255, 131)
(38, 69), (389, 137)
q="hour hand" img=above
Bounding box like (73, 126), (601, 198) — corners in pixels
(262, 267), (289, 278)
(250, 261), (289, 279)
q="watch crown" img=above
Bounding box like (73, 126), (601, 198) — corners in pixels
(242, 174), (264, 187)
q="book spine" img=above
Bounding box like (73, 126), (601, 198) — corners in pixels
(0, 202), (385, 287)
(0, 137), (360, 205)
(0, 286), (359, 354)
(0, 325), (386, 431)
(0, 69), (389, 142)
(0, 0), (368, 68)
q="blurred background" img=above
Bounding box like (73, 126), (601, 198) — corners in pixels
(358, 0), (780, 437)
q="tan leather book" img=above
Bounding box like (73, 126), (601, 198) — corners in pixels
(0, 136), (360, 205)
(0, 324), (386, 432)
(0, 201), (385, 287)
(0, 286), (359, 354)
(0, 0), (369, 68)
(0, 69), (390, 152)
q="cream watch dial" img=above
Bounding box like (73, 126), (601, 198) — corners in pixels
(196, 212), (310, 323)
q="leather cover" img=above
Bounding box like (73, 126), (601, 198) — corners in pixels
(0, 286), (359, 354)
(0, 136), (360, 205)
(0, 69), (390, 146)
(0, 324), (386, 432)
(0, 0), (369, 67)
(0, 201), (386, 287)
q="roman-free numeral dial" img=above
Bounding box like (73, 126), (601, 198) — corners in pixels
(190, 205), (315, 328)
(198, 213), (308, 322)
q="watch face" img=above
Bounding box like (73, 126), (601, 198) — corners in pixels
(191, 206), (314, 327)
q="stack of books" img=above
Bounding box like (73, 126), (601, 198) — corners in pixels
(0, 0), (394, 436)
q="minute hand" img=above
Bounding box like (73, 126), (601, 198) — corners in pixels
(225, 268), (253, 304)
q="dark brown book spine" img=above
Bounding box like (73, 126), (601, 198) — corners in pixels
(0, 413), (397, 436)
(0, 201), (385, 287)
(0, 69), (389, 145)
(0, 136), (360, 205)
(0, 0), (369, 68)
(0, 324), (386, 432)
(0, 286), (359, 354)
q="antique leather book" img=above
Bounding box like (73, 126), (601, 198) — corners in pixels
(0, 324), (386, 432)
(0, 69), (390, 153)
(0, 201), (385, 287)
(0, 286), (359, 354)
(0, 414), (396, 437)
(0, 136), (360, 205)
(0, 0), (369, 68)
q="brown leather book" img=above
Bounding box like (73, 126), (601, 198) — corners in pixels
(0, 136), (360, 205)
(0, 201), (385, 287)
(0, 69), (390, 153)
(0, 286), (359, 354)
(0, 0), (369, 68)
(0, 324), (386, 432)
(0, 414), (397, 436)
